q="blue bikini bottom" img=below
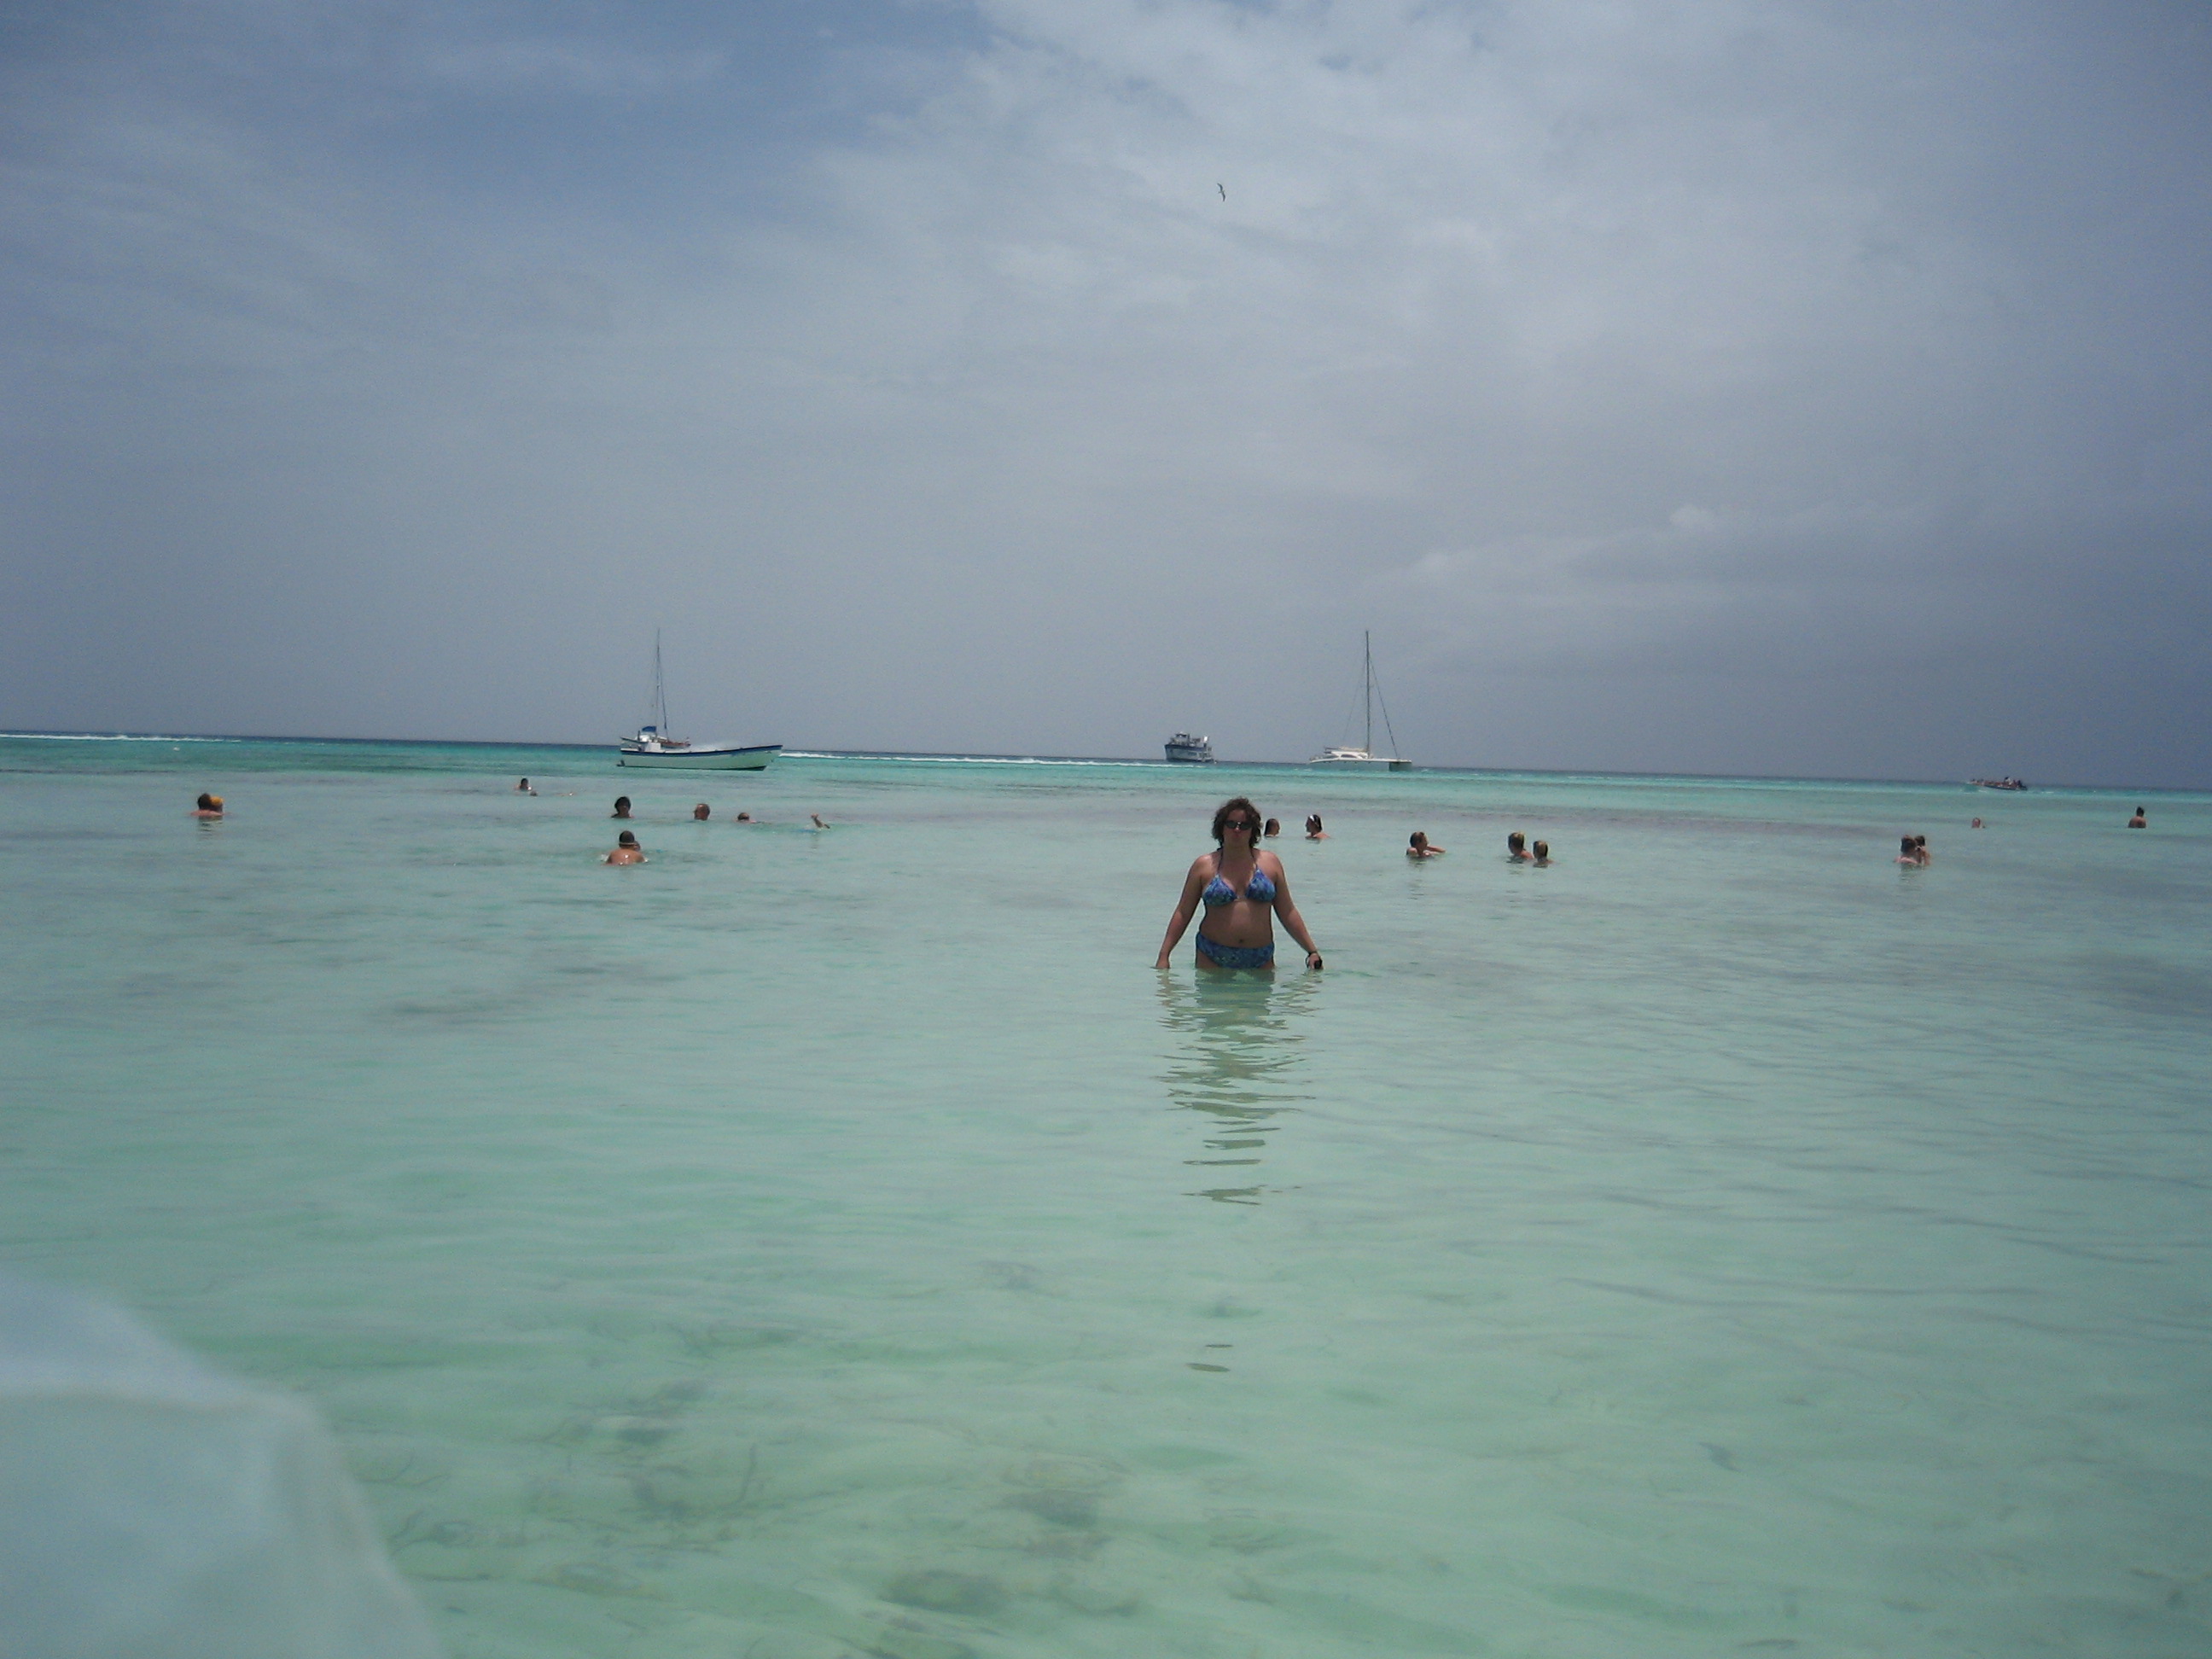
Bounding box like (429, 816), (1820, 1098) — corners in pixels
(1196, 934), (1275, 969)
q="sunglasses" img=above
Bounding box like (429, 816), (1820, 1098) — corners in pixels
(1220, 817), (1255, 830)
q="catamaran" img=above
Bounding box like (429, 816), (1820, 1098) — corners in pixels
(1309, 632), (1412, 770)
(616, 633), (782, 771)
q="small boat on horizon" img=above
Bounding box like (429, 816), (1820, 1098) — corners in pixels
(1970, 776), (2028, 791)
(617, 633), (782, 771)
(1309, 632), (1412, 771)
(1165, 732), (1216, 764)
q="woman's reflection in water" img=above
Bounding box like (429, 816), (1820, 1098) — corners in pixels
(1155, 970), (1320, 1205)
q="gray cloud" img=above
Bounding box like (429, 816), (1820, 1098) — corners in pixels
(3, 0), (2208, 783)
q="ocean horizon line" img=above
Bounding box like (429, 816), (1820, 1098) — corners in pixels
(1, 728), (2192, 797)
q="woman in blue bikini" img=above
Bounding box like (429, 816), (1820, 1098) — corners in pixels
(1155, 797), (1324, 971)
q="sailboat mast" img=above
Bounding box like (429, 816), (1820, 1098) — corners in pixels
(653, 630), (668, 733)
(1364, 631), (1373, 755)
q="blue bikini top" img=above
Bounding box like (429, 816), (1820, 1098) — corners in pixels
(1202, 854), (1277, 907)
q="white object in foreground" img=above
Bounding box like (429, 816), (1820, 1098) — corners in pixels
(0, 1274), (441, 1659)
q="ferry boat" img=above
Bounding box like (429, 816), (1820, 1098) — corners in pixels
(1164, 732), (1216, 764)
(1970, 776), (2028, 792)
(616, 633), (782, 771)
(1308, 632), (1412, 771)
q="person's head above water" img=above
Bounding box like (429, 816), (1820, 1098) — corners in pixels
(692, 803), (709, 820)
(1533, 840), (1550, 863)
(1212, 797), (1264, 850)
(1506, 831), (1527, 857)
(612, 796), (632, 818)
(617, 830), (637, 847)
(1263, 818), (1281, 837)
(1409, 832), (1427, 850)
(195, 793), (215, 811)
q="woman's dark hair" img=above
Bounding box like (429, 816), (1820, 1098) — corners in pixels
(196, 793), (214, 810)
(1506, 831), (1525, 852)
(1901, 835), (1915, 851)
(1212, 796), (1263, 849)
(1533, 840), (1549, 858)
(618, 830), (638, 847)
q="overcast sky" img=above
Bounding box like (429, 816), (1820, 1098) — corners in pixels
(3, 0), (2208, 784)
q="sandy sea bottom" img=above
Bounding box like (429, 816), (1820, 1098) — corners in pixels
(3, 738), (2210, 1657)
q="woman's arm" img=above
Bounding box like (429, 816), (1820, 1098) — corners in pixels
(1155, 859), (1209, 967)
(1267, 859), (1324, 967)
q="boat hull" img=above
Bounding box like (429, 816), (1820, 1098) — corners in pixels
(617, 744), (782, 771)
(1308, 753), (1412, 771)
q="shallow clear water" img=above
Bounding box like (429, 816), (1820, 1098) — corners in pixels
(4, 736), (2209, 1657)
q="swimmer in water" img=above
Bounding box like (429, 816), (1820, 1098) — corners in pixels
(605, 830), (645, 865)
(692, 803), (710, 821)
(1532, 840), (1551, 865)
(2128, 807), (2146, 829)
(1407, 831), (1445, 859)
(735, 812), (753, 823)
(1156, 796), (1324, 971)
(516, 777), (534, 795)
(1896, 835), (1920, 865)
(1506, 831), (1529, 863)
(1915, 834), (1930, 865)
(1971, 818), (1983, 830)
(811, 813), (829, 830)
(1263, 818), (1281, 838)
(612, 795), (632, 819)
(1305, 813), (1328, 840)
(192, 793), (224, 819)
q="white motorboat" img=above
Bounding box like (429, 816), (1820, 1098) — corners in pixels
(1165, 732), (1216, 764)
(616, 634), (782, 771)
(1309, 632), (1412, 770)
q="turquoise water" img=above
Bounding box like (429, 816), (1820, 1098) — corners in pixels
(3, 735), (2209, 1657)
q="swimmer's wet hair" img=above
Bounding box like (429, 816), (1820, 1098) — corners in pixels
(1212, 796), (1263, 849)
(617, 830), (638, 846)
